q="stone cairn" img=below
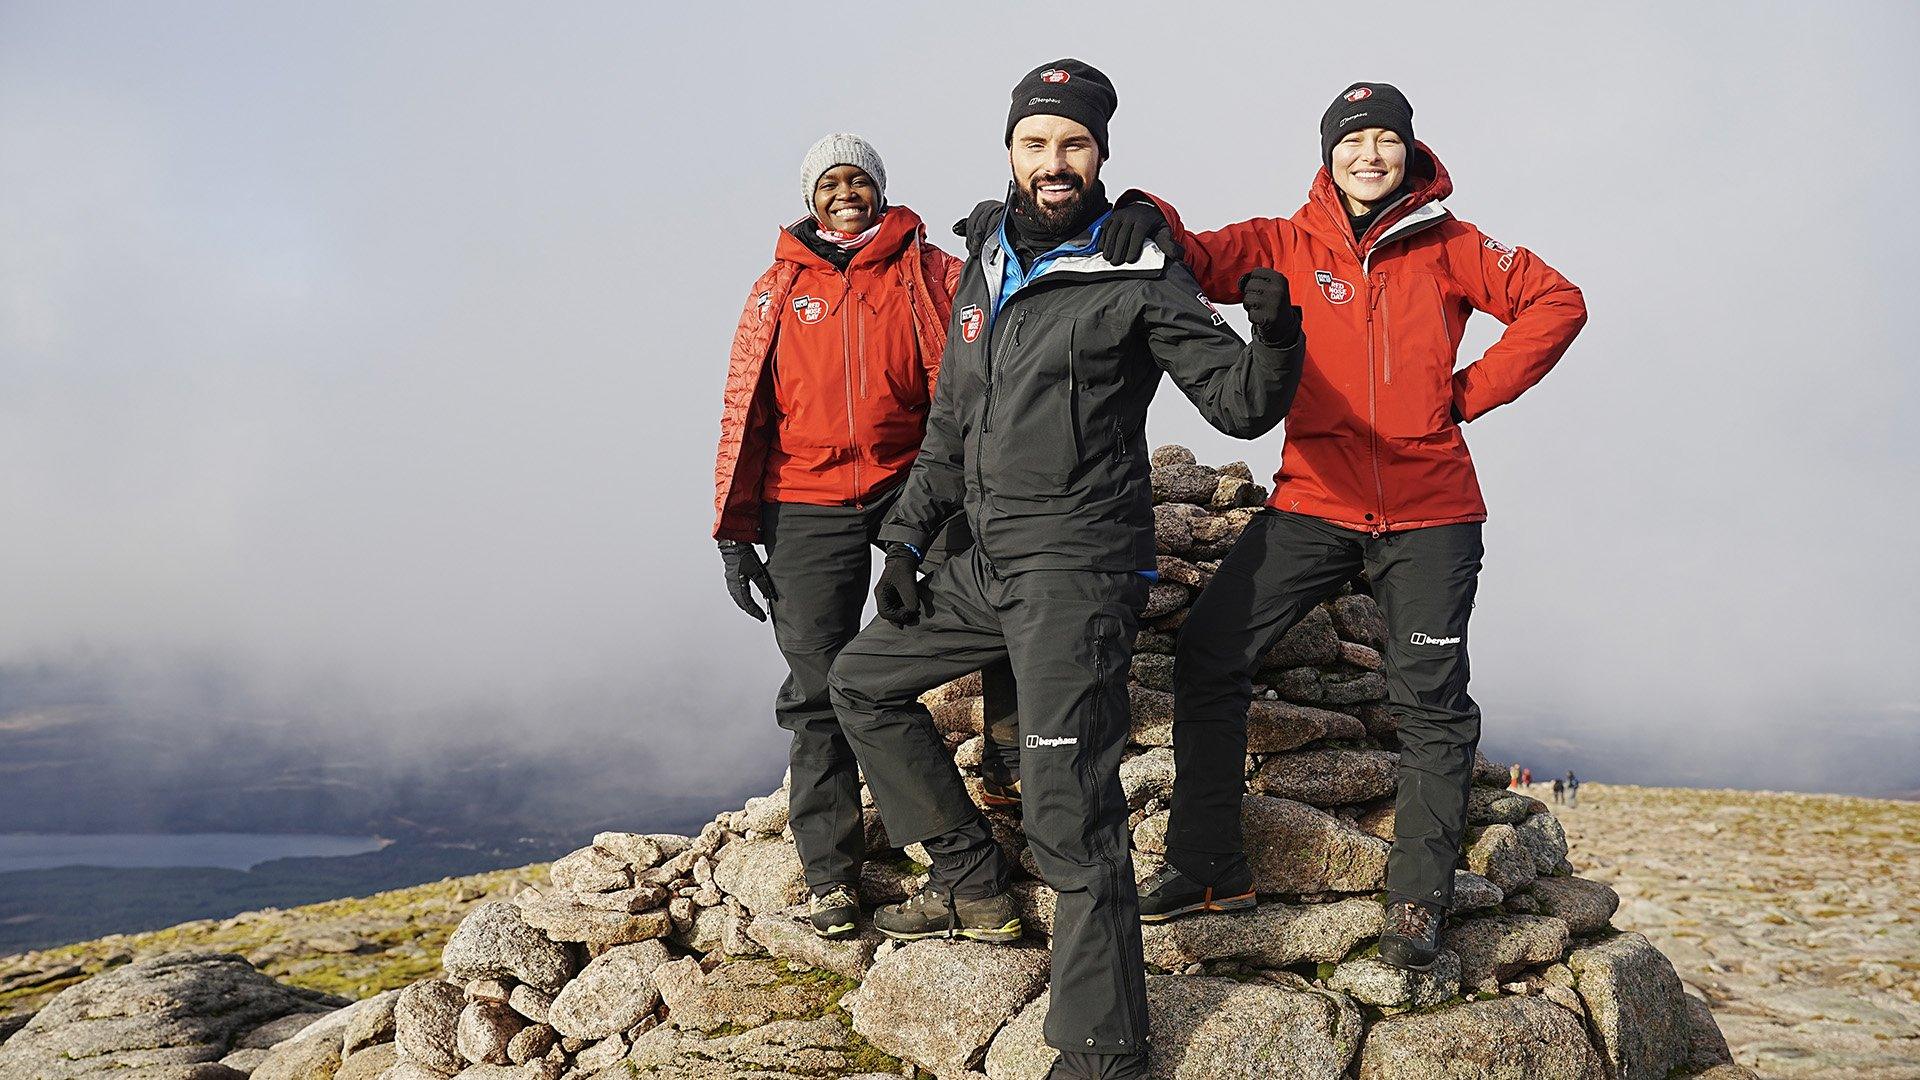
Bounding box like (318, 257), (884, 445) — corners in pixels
(9, 449), (1752, 1080)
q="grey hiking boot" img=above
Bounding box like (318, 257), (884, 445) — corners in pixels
(808, 884), (860, 939)
(1378, 897), (1444, 971)
(873, 886), (1022, 943)
(1137, 861), (1256, 923)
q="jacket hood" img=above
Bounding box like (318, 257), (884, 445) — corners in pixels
(775, 205), (927, 271)
(1306, 141), (1452, 247)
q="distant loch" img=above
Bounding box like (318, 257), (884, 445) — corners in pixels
(0, 833), (387, 874)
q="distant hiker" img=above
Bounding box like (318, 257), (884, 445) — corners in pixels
(1566, 771), (1581, 807)
(1522, 766), (1532, 787)
(1096, 81), (1588, 973)
(828, 59), (1303, 1080)
(711, 133), (1019, 941)
(1509, 763), (1523, 790)
(1552, 777), (1565, 804)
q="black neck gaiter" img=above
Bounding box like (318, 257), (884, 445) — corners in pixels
(1007, 179), (1111, 267)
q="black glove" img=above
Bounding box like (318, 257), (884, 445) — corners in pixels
(718, 540), (777, 622)
(873, 543), (922, 627)
(952, 199), (1005, 258)
(1239, 269), (1302, 347)
(1096, 201), (1180, 264)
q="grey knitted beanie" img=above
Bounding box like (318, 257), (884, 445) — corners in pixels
(800, 133), (887, 212)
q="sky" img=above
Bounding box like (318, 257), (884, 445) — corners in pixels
(2, 1), (1917, 803)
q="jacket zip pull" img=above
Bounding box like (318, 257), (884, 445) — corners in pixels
(1013, 311), (1026, 345)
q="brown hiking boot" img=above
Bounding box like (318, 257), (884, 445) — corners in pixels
(1379, 898), (1444, 971)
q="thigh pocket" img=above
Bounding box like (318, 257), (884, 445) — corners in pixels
(1083, 611), (1128, 748)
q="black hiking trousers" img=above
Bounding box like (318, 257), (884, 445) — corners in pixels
(1166, 509), (1485, 909)
(829, 546), (1150, 1057)
(761, 493), (1015, 894)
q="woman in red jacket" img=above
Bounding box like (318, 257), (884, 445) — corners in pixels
(1112, 84), (1587, 970)
(711, 134), (1017, 939)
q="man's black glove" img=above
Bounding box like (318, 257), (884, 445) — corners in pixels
(953, 199), (1005, 258)
(873, 543), (922, 627)
(718, 540), (777, 622)
(1096, 201), (1181, 264)
(1239, 269), (1302, 347)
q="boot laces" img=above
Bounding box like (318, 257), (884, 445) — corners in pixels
(1142, 865), (1190, 897)
(1391, 901), (1438, 941)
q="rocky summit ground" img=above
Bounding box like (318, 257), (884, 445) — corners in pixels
(1557, 782), (1920, 1079)
(4, 784), (1914, 1077)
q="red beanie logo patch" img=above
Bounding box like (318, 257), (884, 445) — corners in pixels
(1314, 270), (1355, 305)
(792, 296), (826, 324)
(1344, 87), (1373, 102)
(959, 304), (984, 343)
(1040, 68), (1071, 84)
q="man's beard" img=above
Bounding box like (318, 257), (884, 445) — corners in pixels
(1011, 172), (1091, 239)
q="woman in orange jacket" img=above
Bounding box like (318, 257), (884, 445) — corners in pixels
(1106, 83), (1587, 971)
(711, 134), (1016, 939)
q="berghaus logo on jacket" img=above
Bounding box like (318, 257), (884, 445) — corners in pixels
(959, 304), (984, 343)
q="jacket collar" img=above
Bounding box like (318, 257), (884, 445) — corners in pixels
(774, 205), (925, 272)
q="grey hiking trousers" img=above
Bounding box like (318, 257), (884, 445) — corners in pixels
(829, 547), (1150, 1056)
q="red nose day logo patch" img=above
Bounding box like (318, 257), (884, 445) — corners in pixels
(792, 296), (825, 324)
(1197, 292), (1226, 326)
(959, 304), (984, 343)
(1040, 68), (1071, 84)
(1344, 86), (1373, 102)
(1314, 270), (1355, 305)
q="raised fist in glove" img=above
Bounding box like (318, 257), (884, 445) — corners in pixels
(1239, 269), (1302, 347)
(718, 540), (777, 622)
(873, 543), (922, 627)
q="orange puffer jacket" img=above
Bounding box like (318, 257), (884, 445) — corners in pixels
(712, 206), (961, 542)
(1136, 144), (1587, 533)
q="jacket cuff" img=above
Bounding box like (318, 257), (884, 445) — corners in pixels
(714, 512), (761, 543)
(1450, 377), (1479, 423)
(877, 522), (935, 554)
(1252, 323), (1303, 352)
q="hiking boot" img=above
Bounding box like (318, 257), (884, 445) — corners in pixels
(980, 774), (1022, 808)
(807, 884), (860, 940)
(873, 886), (1022, 943)
(1379, 898), (1444, 971)
(1137, 862), (1256, 923)
(1045, 1049), (1151, 1079)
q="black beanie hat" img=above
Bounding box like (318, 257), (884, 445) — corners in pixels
(1320, 81), (1414, 173)
(1005, 59), (1117, 159)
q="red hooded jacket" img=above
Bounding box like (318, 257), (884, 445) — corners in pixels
(1137, 144), (1587, 532)
(712, 206), (962, 541)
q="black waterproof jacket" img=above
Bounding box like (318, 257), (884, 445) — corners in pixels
(878, 212), (1303, 575)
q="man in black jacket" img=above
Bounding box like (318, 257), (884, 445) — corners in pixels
(826, 59), (1305, 1080)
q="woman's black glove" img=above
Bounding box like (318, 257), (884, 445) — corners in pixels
(1096, 201), (1180, 264)
(873, 543), (922, 626)
(1239, 269), (1303, 347)
(953, 199), (1005, 258)
(718, 540), (777, 622)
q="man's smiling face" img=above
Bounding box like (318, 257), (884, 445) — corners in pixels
(1008, 114), (1101, 234)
